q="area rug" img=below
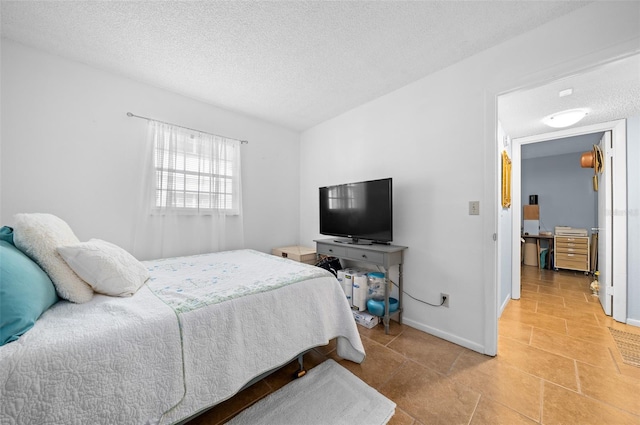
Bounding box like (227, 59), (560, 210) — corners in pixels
(609, 328), (640, 368)
(225, 359), (396, 425)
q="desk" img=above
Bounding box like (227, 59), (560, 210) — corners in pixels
(314, 239), (407, 334)
(522, 234), (554, 269)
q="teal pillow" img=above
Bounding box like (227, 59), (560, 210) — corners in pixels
(0, 226), (13, 245)
(1, 240), (59, 345)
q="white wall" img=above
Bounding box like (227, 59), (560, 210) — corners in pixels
(299, 2), (640, 353)
(0, 40), (301, 256)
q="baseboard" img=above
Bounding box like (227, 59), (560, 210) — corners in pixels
(626, 318), (640, 328)
(498, 295), (511, 318)
(401, 318), (486, 355)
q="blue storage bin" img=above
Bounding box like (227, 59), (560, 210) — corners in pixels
(366, 298), (399, 317)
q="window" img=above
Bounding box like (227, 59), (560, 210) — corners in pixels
(150, 122), (241, 215)
(327, 185), (356, 210)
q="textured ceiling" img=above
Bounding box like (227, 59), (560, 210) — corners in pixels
(500, 54), (640, 140)
(1, 1), (591, 131)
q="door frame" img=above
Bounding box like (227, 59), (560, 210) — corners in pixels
(510, 120), (627, 322)
(485, 43), (640, 356)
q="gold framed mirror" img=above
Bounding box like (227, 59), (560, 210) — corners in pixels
(502, 150), (511, 208)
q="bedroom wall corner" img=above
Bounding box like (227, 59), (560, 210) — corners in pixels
(0, 39), (302, 257)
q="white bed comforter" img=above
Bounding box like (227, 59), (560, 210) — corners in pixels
(0, 249), (365, 425)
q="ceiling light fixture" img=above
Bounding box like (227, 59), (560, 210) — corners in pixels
(559, 88), (573, 97)
(542, 108), (588, 128)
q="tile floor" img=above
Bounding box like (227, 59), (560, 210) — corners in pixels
(187, 266), (640, 424)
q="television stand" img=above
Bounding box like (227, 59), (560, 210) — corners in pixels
(333, 238), (373, 246)
(314, 238), (408, 334)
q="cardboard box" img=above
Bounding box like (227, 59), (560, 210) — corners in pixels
(523, 205), (539, 220)
(523, 241), (538, 266)
(352, 310), (380, 329)
(271, 246), (317, 265)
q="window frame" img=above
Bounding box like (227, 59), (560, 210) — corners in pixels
(151, 124), (241, 216)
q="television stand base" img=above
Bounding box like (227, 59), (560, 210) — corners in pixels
(333, 239), (373, 246)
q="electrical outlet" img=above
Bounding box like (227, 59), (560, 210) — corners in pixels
(440, 293), (449, 308)
(469, 201), (480, 215)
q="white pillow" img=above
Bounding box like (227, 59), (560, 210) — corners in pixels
(57, 239), (150, 297)
(13, 213), (94, 303)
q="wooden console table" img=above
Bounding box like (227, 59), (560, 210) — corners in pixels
(314, 239), (407, 334)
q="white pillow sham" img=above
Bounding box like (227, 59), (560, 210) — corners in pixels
(13, 213), (94, 303)
(57, 239), (149, 297)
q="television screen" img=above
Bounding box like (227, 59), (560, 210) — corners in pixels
(319, 178), (392, 244)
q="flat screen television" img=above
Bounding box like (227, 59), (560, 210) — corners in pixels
(319, 178), (393, 245)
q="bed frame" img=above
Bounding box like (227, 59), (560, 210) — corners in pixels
(175, 349), (311, 424)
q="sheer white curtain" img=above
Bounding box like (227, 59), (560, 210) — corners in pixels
(133, 121), (244, 260)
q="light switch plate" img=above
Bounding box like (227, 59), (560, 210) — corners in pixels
(469, 201), (480, 215)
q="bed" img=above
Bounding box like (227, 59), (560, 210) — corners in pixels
(0, 248), (365, 425)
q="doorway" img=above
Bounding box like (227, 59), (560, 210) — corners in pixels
(496, 53), (639, 329)
(509, 120), (627, 322)
(488, 50), (640, 357)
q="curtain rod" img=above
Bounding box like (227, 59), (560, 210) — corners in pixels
(126, 112), (248, 144)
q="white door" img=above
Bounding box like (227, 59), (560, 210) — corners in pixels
(597, 131), (612, 315)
